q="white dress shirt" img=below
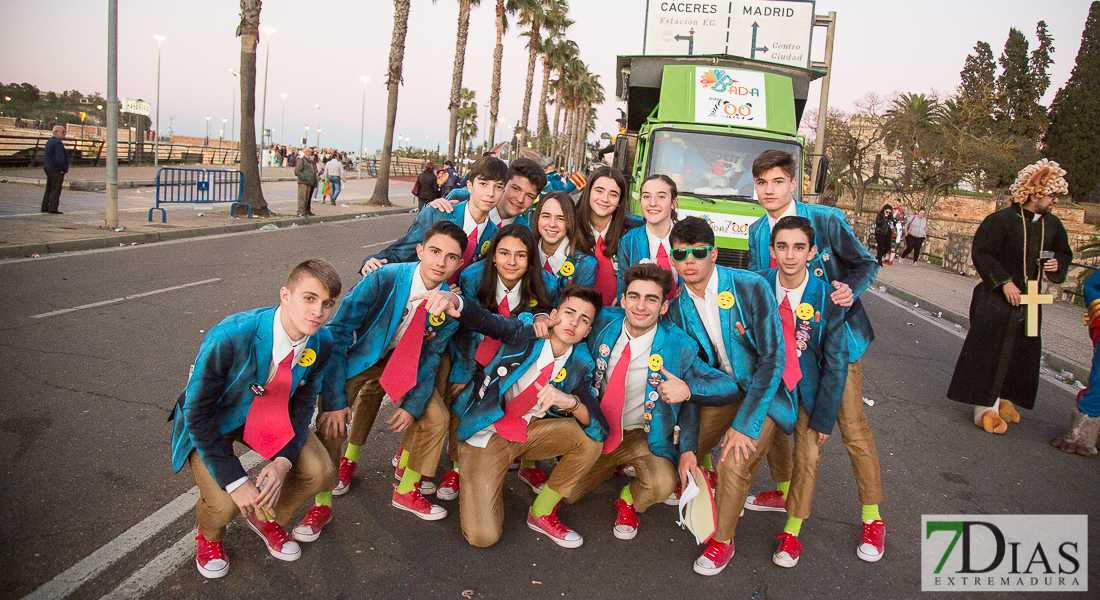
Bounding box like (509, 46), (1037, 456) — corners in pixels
(645, 224), (673, 262)
(766, 200), (798, 231)
(606, 325), (658, 431)
(776, 269), (810, 311)
(488, 206), (517, 227)
(539, 236), (571, 274)
(495, 276), (522, 314)
(466, 342), (572, 448)
(592, 222), (610, 246)
(685, 269), (733, 376)
(463, 202), (487, 240)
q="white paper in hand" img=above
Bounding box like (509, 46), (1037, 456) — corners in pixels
(676, 467), (717, 545)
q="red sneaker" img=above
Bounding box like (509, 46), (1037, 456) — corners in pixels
(527, 506), (583, 548)
(664, 481), (682, 506)
(744, 489), (787, 512)
(518, 466), (548, 494)
(772, 532), (803, 568)
(391, 447), (402, 468)
(394, 465), (438, 496)
(612, 498), (639, 540)
(436, 470), (460, 501)
(291, 504), (333, 543)
(333, 457), (357, 496)
(857, 519), (885, 562)
(509, 458), (521, 470)
(244, 513), (301, 561)
(392, 485), (448, 521)
(701, 468), (718, 490)
(614, 464), (636, 477)
(694, 538), (735, 576)
(195, 533), (228, 579)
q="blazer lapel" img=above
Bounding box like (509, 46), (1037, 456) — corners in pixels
(253, 307), (276, 386)
(497, 338), (544, 394)
(678, 293), (716, 367)
(289, 334), (321, 391)
(385, 263), (415, 342)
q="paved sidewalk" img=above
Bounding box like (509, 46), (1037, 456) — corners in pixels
(874, 258), (1092, 382)
(0, 177), (417, 258)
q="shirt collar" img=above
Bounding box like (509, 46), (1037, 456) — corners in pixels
(495, 276), (521, 308)
(686, 267), (719, 303)
(540, 236), (571, 267)
(272, 306), (308, 361)
(767, 201), (799, 230)
(777, 269), (810, 306)
(413, 262), (442, 296)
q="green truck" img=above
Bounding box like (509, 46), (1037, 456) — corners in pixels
(612, 54), (828, 268)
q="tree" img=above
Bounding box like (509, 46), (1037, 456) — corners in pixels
(1044, 1), (1100, 201)
(991, 25), (1055, 187)
(446, 0), (479, 163)
(817, 93), (891, 219)
(235, 0), (269, 216)
(487, 0), (515, 148)
(456, 88), (478, 162)
(512, 0), (556, 147)
(369, 0), (412, 207)
(548, 42), (578, 155)
(535, 6), (573, 153)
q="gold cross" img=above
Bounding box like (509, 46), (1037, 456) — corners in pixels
(1019, 279), (1053, 337)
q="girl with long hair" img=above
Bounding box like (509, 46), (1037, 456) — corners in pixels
(535, 191), (598, 290)
(575, 166), (642, 306)
(617, 174), (681, 300)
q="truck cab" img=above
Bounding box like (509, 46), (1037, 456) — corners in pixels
(613, 54), (826, 268)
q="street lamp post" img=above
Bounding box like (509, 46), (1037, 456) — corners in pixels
(280, 93), (287, 146)
(153, 35), (165, 168)
(359, 76), (369, 179)
(258, 27), (274, 179)
(221, 118), (226, 144)
(317, 128), (322, 149)
(314, 104), (321, 148)
(205, 115), (210, 147)
(229, 69), (239, 150)
(305, 125), (309, 146)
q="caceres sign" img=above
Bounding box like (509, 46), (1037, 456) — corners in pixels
(121, 98), (151, 116)
(678, 208), (758, 240)
(643, 0), (815, 68)
(693, 67), (768, 129)
(922, 515), (1087, 592)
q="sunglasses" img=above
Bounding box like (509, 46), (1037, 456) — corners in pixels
(671, 245), (714, 261)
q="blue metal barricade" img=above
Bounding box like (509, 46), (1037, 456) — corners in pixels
(150, 167), (251, 222)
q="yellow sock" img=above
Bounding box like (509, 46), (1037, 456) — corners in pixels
(700, 453), (714, 470)
(862, 504), (881, 522)
(520, 460), (536, 469)
(398, 449), (409, 469)
(345, 443), (361, 463)
(784, 516), (803, 536)
(620, 485), (633, 504)
(776, 480), (791, 499)
(315, 491), (332, 507)
(396, 468), (422, 494)
(531, 487), (563, 518)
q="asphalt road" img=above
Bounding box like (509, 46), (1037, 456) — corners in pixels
(1, 214), (1097, 600)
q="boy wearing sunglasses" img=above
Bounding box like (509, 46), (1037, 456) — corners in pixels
(664, 217), (793, 575)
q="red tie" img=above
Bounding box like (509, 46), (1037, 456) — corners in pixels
(379, 301), (427, 402)
(495, 362), (555, 443)
(474, 297), (510, 365)
(448, 227), (479, 285)
(770, 256), (778, 268)
(544, 258), (553, 274)
(601, 340), (632, 454)
(243, 350), (296, 460)
(778, 293), (802, 392)
(594, 235), (618, 306)
(655, 244), (678, 300)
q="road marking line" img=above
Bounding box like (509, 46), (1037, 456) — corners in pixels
(100, 531), (195, 600)
(21, 452), (262, 600)
(30, 279), (221, 319)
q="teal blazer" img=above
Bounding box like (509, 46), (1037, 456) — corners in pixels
(365, 200), (497, 270)
(615, 224), (683, 300)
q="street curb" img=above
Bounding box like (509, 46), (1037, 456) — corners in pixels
(0, 175), (298, 190)
(873, 279), (1091, 383)
(0, 206), (414, 260)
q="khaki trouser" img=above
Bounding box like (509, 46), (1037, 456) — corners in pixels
(188, 430), (335, 542)
(319, 354), (392, 466)
(296, 184), (314, 214)
(697, 403), (740, 459)
(713, 407), (778, 541)
(459, 418), (602, 548)
(785, 406), (823, 520)
(764, 360), (883, 505)
(399, 353), (454, 477)
(567, 429), (677, 513)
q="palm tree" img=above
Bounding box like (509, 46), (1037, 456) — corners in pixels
(571, 71), (603, 170)
(369, 0), (412, 207)
(513, 0), (554, 147)
(553, 56), (583, 159)
(488, 0), (515, 148)
(446, 0), (480, 163)
(538, 36), (575, 153)
(235, 0), (269, 216)
(456, 88), (478, 162)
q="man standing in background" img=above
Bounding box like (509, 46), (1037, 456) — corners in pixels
(295, 148), (317, 217)
(324, 154), (344, 205)
(42, 126), (68, 214)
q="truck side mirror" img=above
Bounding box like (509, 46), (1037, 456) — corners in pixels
(814, 157), (829, 195)
(612, 134), (637, 178)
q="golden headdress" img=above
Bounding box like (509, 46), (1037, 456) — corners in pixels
(1010, 158), (1069, 204)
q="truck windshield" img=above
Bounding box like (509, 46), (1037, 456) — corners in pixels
(646, 129), (802, 200)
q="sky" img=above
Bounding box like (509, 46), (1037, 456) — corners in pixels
(0, 0), (1093, 154)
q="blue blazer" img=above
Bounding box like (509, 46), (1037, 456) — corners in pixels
(666, 266), (793, 437)
(585, 309), (741, 463)
(365, 200), (498, 270)
(747, 201), (878, 361)
(760, 269), (850, 434)
(321, 262), (459, 418)
(450, 260), (560, 385)
(550, 250), (598, 290)
(452, 309), (608, 444)
(169, 307), (333, 488)
(615, 225), (682, 299)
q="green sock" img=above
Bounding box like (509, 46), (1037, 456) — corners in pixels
(531, 486), (564, 517)
(620, 485), (633, 504)
(521, 460), (536, 469)
(344, 443), (362, 463)
(862, 504), (881, 522)
(315, 491), (333, 507)
(776, 480), (791, 499)
(453, 460), (460, 473)
(700, 453), (713, 470)
(396, 467), (422, 494)
(398, 449), (409, 469)
(784, 516), (803, 536)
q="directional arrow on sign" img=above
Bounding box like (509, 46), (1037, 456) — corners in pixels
(750, 22), (768, 59)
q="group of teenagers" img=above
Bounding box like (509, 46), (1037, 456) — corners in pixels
(169, 148), (887, 581)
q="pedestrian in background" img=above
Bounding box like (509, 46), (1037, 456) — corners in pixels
(296, 148), (318, 217)
(440, 160), (458, 197)
(416, 161), (440, 210)
(324, 155), (344, 205)
(42, 125), (69, 214)
(873, 204), (894, 266)
(901, 208), (928, 264)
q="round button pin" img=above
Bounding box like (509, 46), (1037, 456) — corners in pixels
(717, 291), (735, 309)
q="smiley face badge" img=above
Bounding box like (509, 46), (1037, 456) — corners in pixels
(648, 354), (663, 372)
(717, 291), (736, 310)
(795, 302), (815, 322)
(553, 368), (567, 383)
(297, 348), (317, 367)
(560, 261), (575, 277)
(480, 240), (491, 256)
(429, 313), (446, 326)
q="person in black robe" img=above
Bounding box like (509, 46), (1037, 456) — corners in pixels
(947, 159), (1072, 434)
